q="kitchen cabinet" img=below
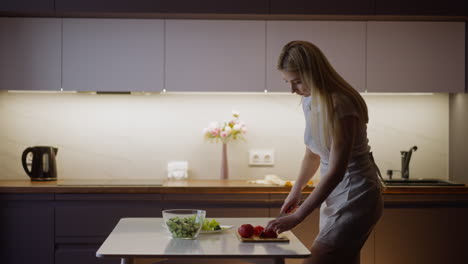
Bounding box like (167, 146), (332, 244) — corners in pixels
(165, 20), (266, 92)
(374, 207), (468, 264)
(270, 0), (374, 15)
(55, 194), (163, 264)
(366, 21), (465, 93)
(62, 18), (164, 92)
(163, 0), (268, 14)
(54, 193), (270, 264)
(0, 18), (61, 91)
(0, 194), (54, 264)
(0, 0), (55, 14)
(163, 193), (270, 216)
(266, 21), (367, 92)
(375, 0), (468, 16)
(56, 243), (118, 264)
(56, 0), (164, 14)
(56, 0), (268, 14)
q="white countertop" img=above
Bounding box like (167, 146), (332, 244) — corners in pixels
(96, 217), (311, 261)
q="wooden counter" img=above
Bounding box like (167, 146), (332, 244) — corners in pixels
(1, 179), (468, 207)
(1, 179), (467, 195)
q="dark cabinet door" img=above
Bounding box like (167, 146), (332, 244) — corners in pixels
(0, 18), (62, 91)
(163, 0), (268, 14)
(375, 0), (468, 16)
(56, 0), (164, 13)
(0, 0), (54, 14)
(56, 244), (119, 264)
(54, 194), (163, 264)
(55, 194), (163, 237)
(56, 0), (269, 14)
(270, 0), (374, 15)
(0, 194), (54, 264)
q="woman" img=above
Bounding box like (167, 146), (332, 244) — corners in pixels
(266, 41), (383, 264)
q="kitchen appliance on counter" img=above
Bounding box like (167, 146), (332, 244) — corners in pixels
(21, 146), (58, 181)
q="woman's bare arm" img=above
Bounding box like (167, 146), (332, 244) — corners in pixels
(291, 148), (321, 193)
(279, 148), (321, 214)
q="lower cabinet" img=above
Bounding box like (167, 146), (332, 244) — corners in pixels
(0, 194), (54, 264)
(3, 192), (467, 264)
(374, 207), (468, 264)
(55, 243), (119, 264)
(55, 194), (163, 264)
(54, 193), (271, 264)
(162, 193), (270, 217)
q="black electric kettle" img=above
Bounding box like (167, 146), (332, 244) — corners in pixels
(21, 146), (58, 181)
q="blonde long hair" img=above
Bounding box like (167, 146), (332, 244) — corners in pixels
(278, 40), (368, 150)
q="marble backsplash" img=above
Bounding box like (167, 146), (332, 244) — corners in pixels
(0, 91), (449, 182)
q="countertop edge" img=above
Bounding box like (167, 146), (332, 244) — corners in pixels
(0, 180), (467, 195)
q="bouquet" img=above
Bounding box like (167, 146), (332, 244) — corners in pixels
(203, 111), (247, 144)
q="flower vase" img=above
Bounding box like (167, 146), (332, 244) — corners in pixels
(220, 143), (228, 180)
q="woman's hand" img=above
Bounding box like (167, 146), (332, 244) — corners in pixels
(280, 190), (302, 215)
(265, 212), (304, 234)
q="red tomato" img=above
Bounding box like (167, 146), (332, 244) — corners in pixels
(260, 229), (278, 239)
(238, 224), (254, 238)
(253, 225), (265, 236)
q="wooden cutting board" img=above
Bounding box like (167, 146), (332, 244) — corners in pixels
(235, 232), (290, 243)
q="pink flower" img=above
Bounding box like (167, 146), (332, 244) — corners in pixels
(211, 128), (220, 137)
(203, 111), (246, 143)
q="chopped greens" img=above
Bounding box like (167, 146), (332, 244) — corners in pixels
(202, 218), (221, 231)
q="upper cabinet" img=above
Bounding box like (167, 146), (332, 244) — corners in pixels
(0, 0), (54, 14)
(367, 22), (465, 93)
(0, 19), (465, 93)
(56, 0), (164, 13)
(62, 18), (164, 92)
(266, 21), (366, 92)
(55, 0), (268, 14)
(165, 20), (265, 92)
(270, 0), (374, 15)
(375, 0), (468, 16)
(3, 0), (467, 16)
(0, 18), (61, 91)
(162, 0), (268, 14)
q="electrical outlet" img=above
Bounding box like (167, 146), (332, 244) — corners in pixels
(249, 149), (274, 166)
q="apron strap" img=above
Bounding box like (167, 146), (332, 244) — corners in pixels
(369, 152), (387, 191)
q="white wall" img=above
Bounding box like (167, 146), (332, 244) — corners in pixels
(0, 91), (449, 181)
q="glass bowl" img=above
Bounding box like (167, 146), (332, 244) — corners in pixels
(162, 209), (206, 239)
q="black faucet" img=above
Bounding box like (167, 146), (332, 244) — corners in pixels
(401, 146), (418, 179)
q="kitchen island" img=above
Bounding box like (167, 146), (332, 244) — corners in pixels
(97, 217), (311, 264)
(1, 179), (468, 264)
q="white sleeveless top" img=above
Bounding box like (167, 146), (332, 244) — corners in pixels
(302, 94), (372, 175)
